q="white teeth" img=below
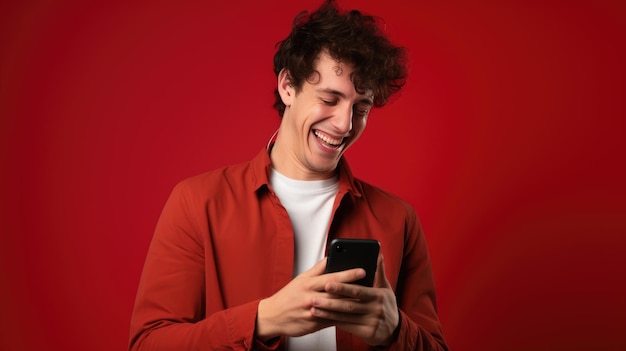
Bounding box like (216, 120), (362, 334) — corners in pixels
(314, 130), (342, 146)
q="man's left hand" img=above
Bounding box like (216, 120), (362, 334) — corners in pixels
(309, 254), (399, 346)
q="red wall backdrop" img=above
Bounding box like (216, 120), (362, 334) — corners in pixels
(1, 1), (625, 350)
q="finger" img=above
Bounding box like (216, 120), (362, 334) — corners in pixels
(373, 254), (391, 289)
(311, 305), (369, 323)
(300, 257), (328, 278)
(324, 267), (366, 284)
(310, 301), (382, 329)
(311, 295), (369, 315)
(324, 281), (374, 301)
(310, 267), (366, 292)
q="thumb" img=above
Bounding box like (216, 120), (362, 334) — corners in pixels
(373, 254), (391, 289)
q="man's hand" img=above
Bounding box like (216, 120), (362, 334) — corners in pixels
(309, 254), (400, 346)
(255, 258), (367, 342)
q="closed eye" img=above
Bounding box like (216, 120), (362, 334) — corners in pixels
(353, 104), (371, 116)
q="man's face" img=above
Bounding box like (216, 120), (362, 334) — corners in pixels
(272, 51), (374, 180)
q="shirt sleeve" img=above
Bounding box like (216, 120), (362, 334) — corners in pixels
(384, 208), (449, 351)
(128, 181), (273, 351)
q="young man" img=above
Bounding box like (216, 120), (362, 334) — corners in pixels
(129, 1), (447, 350)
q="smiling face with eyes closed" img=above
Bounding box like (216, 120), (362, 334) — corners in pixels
(271, 51), (373, 180)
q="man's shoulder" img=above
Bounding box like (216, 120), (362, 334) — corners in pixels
(173, 156), (261, 200)
(185, 159), (251, 183)
(354, 178), (415, 214)
(348, 178), (422, 235)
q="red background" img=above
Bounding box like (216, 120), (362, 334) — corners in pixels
(1, 1), (625, 350)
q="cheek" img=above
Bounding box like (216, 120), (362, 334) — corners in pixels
(305, 105), (329, 125)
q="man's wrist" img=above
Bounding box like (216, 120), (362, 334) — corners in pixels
(255, 298), (280, 343)
(375, 309), (401, 348)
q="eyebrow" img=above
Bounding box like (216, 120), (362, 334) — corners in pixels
(317, 88), (374, 105)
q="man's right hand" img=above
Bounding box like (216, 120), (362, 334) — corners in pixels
(255, 258), (366, 342)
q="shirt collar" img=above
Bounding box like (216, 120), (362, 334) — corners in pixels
(250, 147), (362, 199)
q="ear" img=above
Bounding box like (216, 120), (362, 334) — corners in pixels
(277, 68), (295, 106)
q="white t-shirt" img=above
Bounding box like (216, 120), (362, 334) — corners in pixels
(270, 168), (339, 351)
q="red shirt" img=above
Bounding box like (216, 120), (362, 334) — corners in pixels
(129, 148), (448, 351)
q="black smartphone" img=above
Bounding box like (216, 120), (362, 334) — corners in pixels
(324, 238), (380, 287)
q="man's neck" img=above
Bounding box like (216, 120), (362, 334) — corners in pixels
(269, 140), (338, 181)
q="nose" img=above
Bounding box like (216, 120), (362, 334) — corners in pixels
(331, 103), (353, 134)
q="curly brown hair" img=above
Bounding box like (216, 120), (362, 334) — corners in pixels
(272, 0), (408, 117)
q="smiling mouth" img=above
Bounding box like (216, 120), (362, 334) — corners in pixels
(313, 130), (345, 149)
